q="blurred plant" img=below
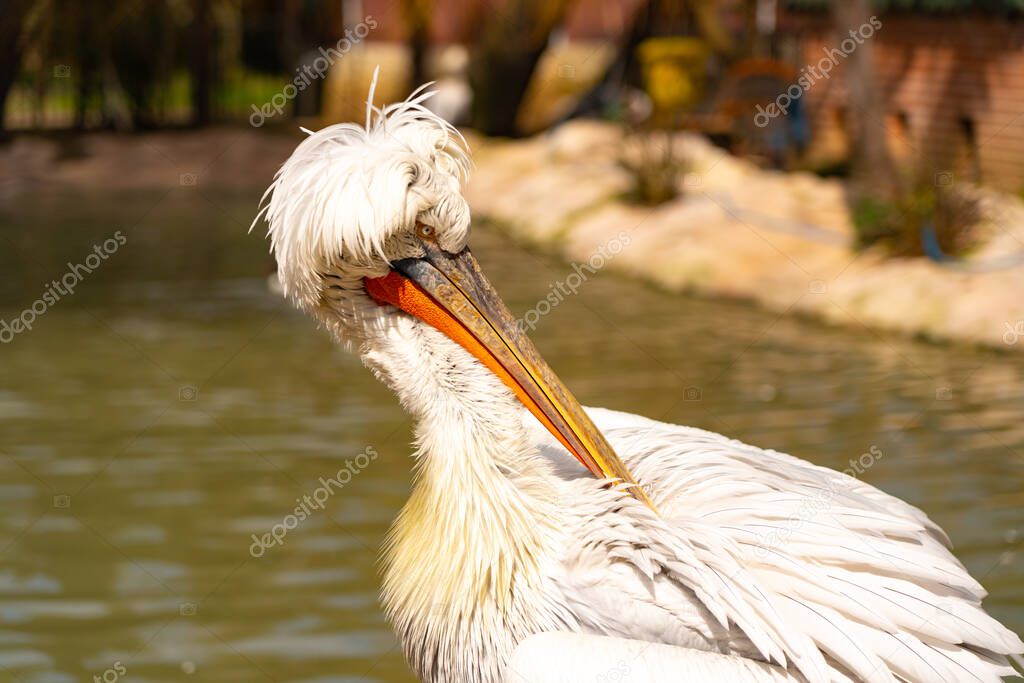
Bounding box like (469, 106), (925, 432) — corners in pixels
(612, 81), (687, 207)
(853, 181), (981, 257)
(618, 129), (686, 206)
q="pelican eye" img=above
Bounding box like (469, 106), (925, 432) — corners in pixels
(416, 223), (435, 240)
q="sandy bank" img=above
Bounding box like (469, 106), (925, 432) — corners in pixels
(464, 122), (1024, 352)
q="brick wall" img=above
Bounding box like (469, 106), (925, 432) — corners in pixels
(787, 13), (1024, 191)
(358, 0), (639, 43)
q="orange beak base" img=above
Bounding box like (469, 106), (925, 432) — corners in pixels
(363, 242), (656, 512)
(365, 270), (592, 474)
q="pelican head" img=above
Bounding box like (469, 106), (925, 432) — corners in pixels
(255, 77), (656, 683)
(256, 78), (650, 503)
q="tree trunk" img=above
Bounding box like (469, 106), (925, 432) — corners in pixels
(0, 0), (31, 140)
(833, 0), (901, 199)
(73, 0), (102, 131)
(469, 0), (572, 137)
(402, 0), (431, 91)
(280, 0), (301, 74)
(190, 0), (213, 126)
(470, 45), (548, 137)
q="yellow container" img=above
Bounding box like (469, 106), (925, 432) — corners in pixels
(638, 37), (709, 122)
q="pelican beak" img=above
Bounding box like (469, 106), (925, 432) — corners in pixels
(364, 238), (655, 511)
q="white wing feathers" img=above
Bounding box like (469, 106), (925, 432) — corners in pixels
(507, 632), (804, 682)
(521, 407), (1023, 683)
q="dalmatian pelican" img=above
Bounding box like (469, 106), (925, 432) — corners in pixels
(252, 76), (1023, 683)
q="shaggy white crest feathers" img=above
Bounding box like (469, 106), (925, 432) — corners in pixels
(252, 72), (472, 311)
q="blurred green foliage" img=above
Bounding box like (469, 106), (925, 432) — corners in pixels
(853, 183), (981, 256)
(618, 131), (686, 206)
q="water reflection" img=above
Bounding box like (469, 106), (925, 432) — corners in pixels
(0, 190), (1021, 681)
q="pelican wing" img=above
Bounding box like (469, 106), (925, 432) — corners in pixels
(521, 406), (1024, 683)
(507, 632), (804, 682)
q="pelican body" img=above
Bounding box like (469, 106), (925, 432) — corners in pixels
(255, 79), (1023, 683)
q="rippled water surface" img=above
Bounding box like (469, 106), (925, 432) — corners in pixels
(1, 190), (1022, 681)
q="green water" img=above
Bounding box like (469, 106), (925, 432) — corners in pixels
(0, 189), (1022, 682)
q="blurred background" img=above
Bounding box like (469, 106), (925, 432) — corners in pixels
(1, 1), (1023, 681)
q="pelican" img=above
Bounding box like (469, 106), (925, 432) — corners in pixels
(253, 77), (1023, 683)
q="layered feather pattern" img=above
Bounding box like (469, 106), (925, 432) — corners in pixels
(517, 407), (1024, 683)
